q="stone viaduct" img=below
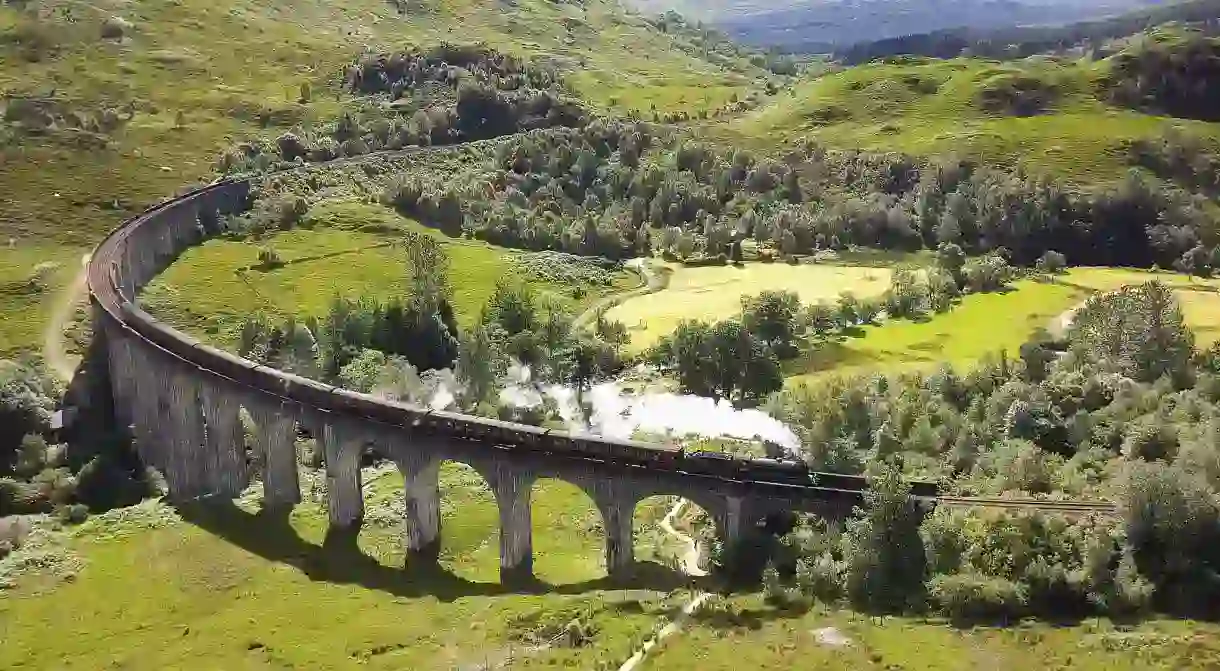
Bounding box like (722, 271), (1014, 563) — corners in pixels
(86, 177), (887, 584)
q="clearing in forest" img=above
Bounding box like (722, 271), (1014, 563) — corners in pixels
(607, 262), (892, 352)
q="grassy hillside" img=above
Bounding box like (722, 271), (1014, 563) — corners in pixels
(721, 53), (1220, 184)
(0, 0), (766, 355)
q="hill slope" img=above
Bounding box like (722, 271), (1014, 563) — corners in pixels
(0, 0), (765, 355)
(719, 47), (1220, 184)
(839, 0), (1220, 63)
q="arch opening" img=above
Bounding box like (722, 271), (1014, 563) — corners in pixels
(435, 460), (500, 582)
(632, 495), (714, 577)
(529, 478), (606, 584)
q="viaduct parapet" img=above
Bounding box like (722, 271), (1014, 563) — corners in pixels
(87, 177), (892, 583)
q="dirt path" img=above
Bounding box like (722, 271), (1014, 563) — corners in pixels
(573, 258), (667, 332)
(1048, 300), (1086, 339)
(43, 254), (90, 381)
(658, 499), (707, 578)
(616, 498), (709, 671)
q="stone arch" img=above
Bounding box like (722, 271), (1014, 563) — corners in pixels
(527, 476), (607, 583)
(631, 494), (719, 576)
(424, 456), (502, 582)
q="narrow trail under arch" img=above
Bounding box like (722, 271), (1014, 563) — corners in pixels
(617, 498), (711, 671)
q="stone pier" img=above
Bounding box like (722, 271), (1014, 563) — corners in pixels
(398, 452), (442, 564)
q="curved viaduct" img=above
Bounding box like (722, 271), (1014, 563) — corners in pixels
(85, 168), (1114, 583)
(86, 175), (870, 582)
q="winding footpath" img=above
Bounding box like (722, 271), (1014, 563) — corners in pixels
(617, 498), (710, 671)
(42, 253), (91, 382)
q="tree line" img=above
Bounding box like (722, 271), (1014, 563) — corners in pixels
(236, 230), (630, 422)
(367, 123), (1220, 271)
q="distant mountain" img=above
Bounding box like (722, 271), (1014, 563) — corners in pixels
(838, 0), (1220, 63)
(626, 0), (1165, 49)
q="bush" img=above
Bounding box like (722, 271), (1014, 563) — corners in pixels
(795, 552), (845, 604)
(74, 453), (153, 511)
(100, 16), (131, 40)
(1036, 250), (1067, 274)
(57, 503), (89, 525)
(0, 477), (47, 515)
(929, 573), (1028, 623)
(0, 516), (30, 560)
(256, 246), (283, 269)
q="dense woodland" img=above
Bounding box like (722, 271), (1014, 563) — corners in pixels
(215, 45), (591, 175)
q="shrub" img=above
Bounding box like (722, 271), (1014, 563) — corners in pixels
(0, 477), (46, 515)
(929, 573), (1028, 623)
(795, 552), (845, 604)
(256, 246), (283, 269)
(1036, 250), (1067, 274)
(74, 453), (153, 511)
(57, 503), (89, 525)
(100, 16), (131, 40)
(275, 196), (308, 229)
(0, 516), (30, 560)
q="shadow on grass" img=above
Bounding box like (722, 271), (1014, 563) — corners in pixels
(178, 501), (700, 602)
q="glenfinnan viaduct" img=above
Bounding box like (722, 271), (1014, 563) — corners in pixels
(87, 176), (883, 583)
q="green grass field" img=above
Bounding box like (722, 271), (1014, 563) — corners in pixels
(140, 201), (636, 349)
(646, 595), (1220, 671)
(790, 277), (1084, 382)
(0, 464), (697, 670)
(791, 266), (1220, 382)
(607, 261), (894, 352)
(721, 56), (1220, 185)
(598, 261), (1220, 383)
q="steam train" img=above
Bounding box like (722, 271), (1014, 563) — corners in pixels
(113, 300), (939, 499)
